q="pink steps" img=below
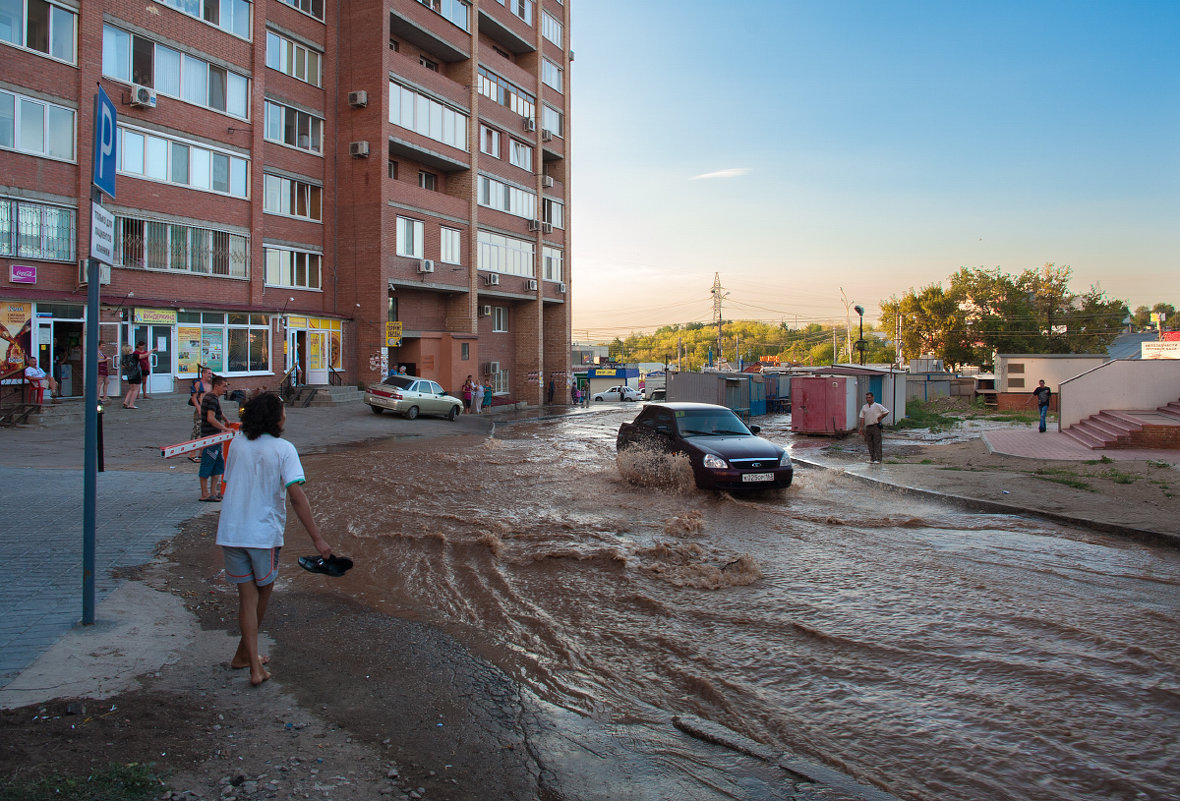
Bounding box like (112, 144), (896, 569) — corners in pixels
(1063, 398), (1180, 450)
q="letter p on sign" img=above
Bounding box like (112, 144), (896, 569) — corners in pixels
(93, 87), (117, 199)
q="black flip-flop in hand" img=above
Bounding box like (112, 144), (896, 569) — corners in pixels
(298, 554), (354, 578)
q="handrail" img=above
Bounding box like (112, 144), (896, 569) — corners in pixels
(0, 364), (33, 426)
(328, 365), (342, 386)
(278, 365), (298, 405)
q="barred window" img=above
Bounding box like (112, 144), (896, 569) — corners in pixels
(0, 197), (75, 261)
(115, 215), (248, 278)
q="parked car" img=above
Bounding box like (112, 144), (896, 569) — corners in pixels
(365, 375), (462, 420)
(616, 402), (793, 490)
(647, 388), (666, 402)
(592, 385), (643, 402)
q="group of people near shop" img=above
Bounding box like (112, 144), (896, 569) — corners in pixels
(18, 339), (157, 408)
(462, 375), (493, 414)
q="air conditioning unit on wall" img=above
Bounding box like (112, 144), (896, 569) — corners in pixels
(542, 222), (553, 234)
(417, 259), (435, 273)
(480, 305), (492, 316)
(349, 140), (370, 158)
(527, 219), (541, 232)
(558, 282), (566, 294)
(77, 260), (112, 285)
(130, 84), (157, 108)
(541, 175), (554, 188)
(484, 273), (500, 286)
(347, 90), (368, 108)
(526, 278), (538, 291)
(483, 361), (500, 375)
(541, 129), (553, 142)
(522, 117), (536, 132)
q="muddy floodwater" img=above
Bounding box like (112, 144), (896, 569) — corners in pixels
(305, 409), (1180, 801)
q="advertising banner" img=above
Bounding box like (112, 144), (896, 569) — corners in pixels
(1142, 342), (1180, 360)
(1, 302), (33, 367)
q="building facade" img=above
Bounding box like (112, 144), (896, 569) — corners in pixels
(0, 0), (572, 403)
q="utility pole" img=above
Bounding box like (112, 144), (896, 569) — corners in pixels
(840, 288), (853, 364)
(711, 273), (727, 366)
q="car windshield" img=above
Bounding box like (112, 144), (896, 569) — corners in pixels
(381, 375), (414, 389)
(675, 409), (752, 437)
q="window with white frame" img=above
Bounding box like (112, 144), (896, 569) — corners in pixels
(118, 125), (248, 198)
(265, 246), (322, 289)
(492, 368), (509, 393)
(0, 196), (74, 261)
(0, 0), (76, 63)
(116, 215), (248, 277)
(266, 31), (322, 87)
(492, 306), (508, 332)
(276, 0), (324, 21)
(541, 11), (562, 47)
(508, 139), (532, 171)
(480, 124), (500, 158)
(415, 0), (469, 31)
(541, 104), (563, 138)
(542, 246), (563, 282)
(419, 170), (437, 190)
(263, 173), (321, 221)
(477, 66), (535, 119)
(389, 80), (469, 151)
(177, 311), (270, 375)
(264, 100), (323, 153)
(440, 226), (461, 264)
(542, 197), (564, 229)
(477, 174), (536, 220)
(500, 0), (532, 24)
(541, 59), (562, 93)
(0, 88), (74, 161)
(396, 216), (424, 258)
(158, 0), (251, 39)
(478, 230), (534, 277)
(102, 25), (249, 119)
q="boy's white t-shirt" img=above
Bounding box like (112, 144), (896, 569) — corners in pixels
(215, 434), (306, 548)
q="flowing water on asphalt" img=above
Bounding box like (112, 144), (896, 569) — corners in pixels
(306, 409), (1180, 801)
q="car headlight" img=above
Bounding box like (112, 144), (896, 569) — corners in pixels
(779, 452), (792, 467)
(703, 453), (727, 469)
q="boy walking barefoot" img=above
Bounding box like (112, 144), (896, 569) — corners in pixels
(216, 392), (332, 685)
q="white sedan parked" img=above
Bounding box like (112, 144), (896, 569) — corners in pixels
(592, 385), (643, 402)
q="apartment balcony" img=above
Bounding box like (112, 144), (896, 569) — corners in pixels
(390, 3), (472, 64)
(477, 6), (535, 55)
(387, 132), (472, 174)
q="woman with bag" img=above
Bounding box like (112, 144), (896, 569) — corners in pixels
(121, 345), (142, 408)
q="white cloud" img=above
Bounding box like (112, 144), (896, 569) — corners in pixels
(691, 168), (750, 180)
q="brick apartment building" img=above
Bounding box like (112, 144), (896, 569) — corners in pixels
(0, 0), (572, 404)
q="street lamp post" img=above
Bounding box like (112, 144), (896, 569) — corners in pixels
(854, 305), (866, 366)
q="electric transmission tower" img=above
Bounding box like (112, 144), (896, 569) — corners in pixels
(711, 272), (728, 365)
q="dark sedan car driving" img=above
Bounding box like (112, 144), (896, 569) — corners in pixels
(616, 402), (793, 490)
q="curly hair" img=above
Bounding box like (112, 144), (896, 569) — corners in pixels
(241, 392), (284, 440)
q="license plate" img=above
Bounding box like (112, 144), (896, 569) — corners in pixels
(742, 472), (774, 483)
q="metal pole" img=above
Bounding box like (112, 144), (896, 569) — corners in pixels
(82, 241), (100, 625)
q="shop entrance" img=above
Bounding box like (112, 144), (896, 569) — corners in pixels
(36, 318), (84, 398)
(132, 324), (174, 395)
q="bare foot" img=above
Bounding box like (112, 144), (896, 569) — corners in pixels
(250, 666), (271, 686)
(231, 654), (270, 669)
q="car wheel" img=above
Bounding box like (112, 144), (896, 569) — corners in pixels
(594, 396), (603, 402)
(404, 406), (419, 420)
(447, 405), (458, 421)
(369, 404), (384, 415)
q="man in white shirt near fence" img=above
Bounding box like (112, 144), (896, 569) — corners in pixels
(858, 391), (890, 464)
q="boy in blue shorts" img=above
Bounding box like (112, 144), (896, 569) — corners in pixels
(216, 392), (332, 686)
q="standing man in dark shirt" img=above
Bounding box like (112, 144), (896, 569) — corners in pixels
(1031, 379), (1052, 433)
(199, 375), (232, 501)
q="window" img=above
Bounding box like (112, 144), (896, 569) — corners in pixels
(0, 196), (74, 261)
(541, 104), (563, 137)
(541, 11), (562, 47)
(264, 100), (323, 153)
(119, 125), (248, 198)
(157, 0), (250, 39)
(276, 0), (325, 21)
(493, 368), (509, 394)
(500, 0), (532, 25)
(492, 306), (508, 332)
(542, 245), (563, 282)
(478, 230), (534, 277)
(102, 25), (249, 118)
(477, 174), (537, 220)
(541, 59), (562, 93)
(115, 215), (248, 277)
(178, 311), (269, 375)
(0, 88), (74, 161)
(396, 216), (423, 258)
(389, 80), (468, 151)
(413, 0), (469, 31)
(263, 173), (322, 221)
(265, 246), (322, 289)
(266, 31), (322, 87)
(0, 0), (76, 62)
(508, 139), (532, 171)
(1009, 378), (1025, 389)
(480, 125), (500, 158)
(477, 66), (535, 119)
(542, 197), (564, 229)
(419, 55), (438, 72)
(461, 342), (469, 360)
(418, 170), (437, 191)
(1009, 363), (1025, 374)
(440, 226), (461, 264)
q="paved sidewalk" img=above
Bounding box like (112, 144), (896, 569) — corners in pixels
(984, 427), (1180, 463)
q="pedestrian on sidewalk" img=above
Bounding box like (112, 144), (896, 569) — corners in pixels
(96, 341), (112, 401)
(134, 341), (157, 399)
(482, 382), (492, 412)
(215, 391), (332, 686)
(1030, 379), (1052, 433)
(858, 391), (890, 463)
(121, 345), (142, 408)
(189, 366), (213, 461)
(198, 375), (232, 501)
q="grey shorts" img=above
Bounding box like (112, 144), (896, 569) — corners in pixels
(222, 546), (281, 586)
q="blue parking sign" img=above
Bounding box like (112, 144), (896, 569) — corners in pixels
(93, 87), (117, 199)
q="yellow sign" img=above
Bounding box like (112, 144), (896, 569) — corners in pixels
(386, 321), (403, 347)
(133, 308), (178, 325)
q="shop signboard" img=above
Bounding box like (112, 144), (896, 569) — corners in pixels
(9, 265), (36, 283)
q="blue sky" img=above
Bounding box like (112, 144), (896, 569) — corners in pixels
(568, 1), (1180, 339)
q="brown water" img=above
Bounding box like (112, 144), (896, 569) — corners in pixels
(305, 410), (1180, 801)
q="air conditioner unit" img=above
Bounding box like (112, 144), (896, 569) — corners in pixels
(484, 273), (500, 286)
(558, 282), (566, 293)
(526, 278), (538, 291)
(522, 117), (536, 132)
(347, 90), (368, 108)
(349, 140), (370, 158)
(541, 175), (554, 188)
(541, 129), (553, 142)
(542, 222), (553, 234)
(527, 219), (541, 232)
(417, 259), (435, 273)
(77, 260), (112, 285)
(480, 305), (492, 316)
(130, 84), (157, 108)
(483, 361), (500, 375)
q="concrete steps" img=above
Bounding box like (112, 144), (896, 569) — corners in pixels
(1063, 397), (1180, 450)
(289, 385), (364, 407)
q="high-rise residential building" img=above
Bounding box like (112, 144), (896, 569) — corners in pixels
(0, 0), (572, 405)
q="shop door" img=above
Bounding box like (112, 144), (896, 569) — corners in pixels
(134, 324), (174, 395)
(306, 331), (328, 385)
